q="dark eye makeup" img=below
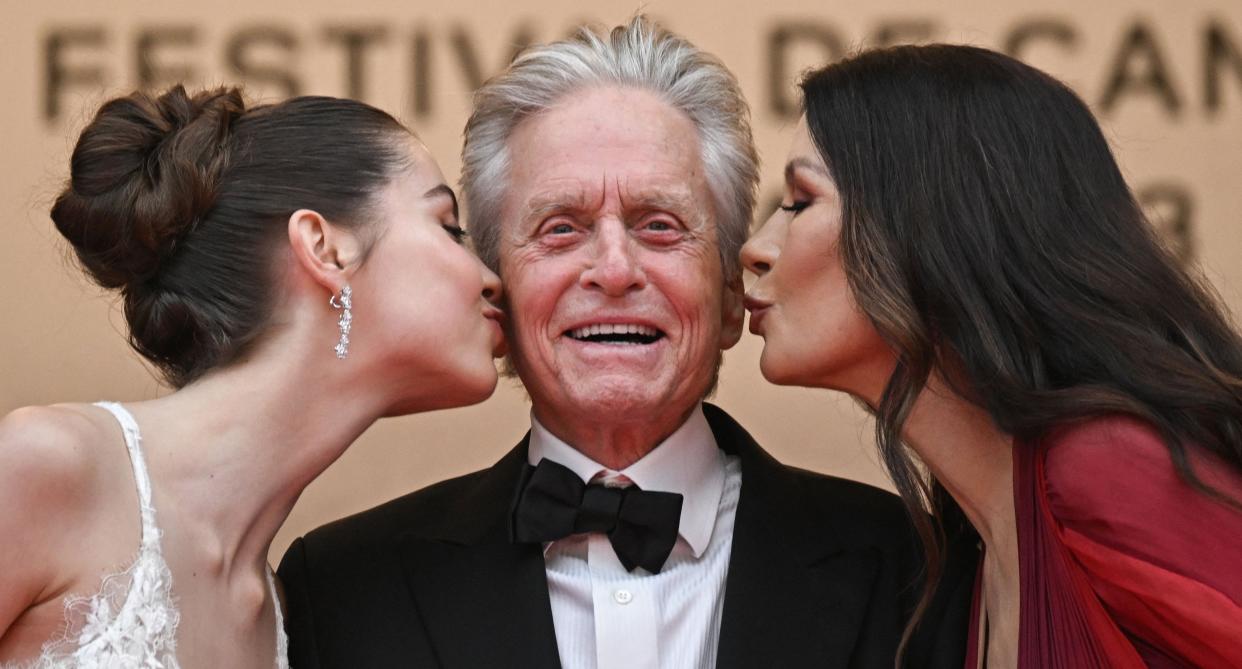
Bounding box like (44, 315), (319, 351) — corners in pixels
(442, 224), (469, 243)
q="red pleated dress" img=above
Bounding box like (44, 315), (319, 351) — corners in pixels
(964, 416), (1242, 668)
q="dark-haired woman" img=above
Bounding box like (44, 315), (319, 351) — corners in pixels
(0, 86), (504, 668)
(741, 46), (1242, 667)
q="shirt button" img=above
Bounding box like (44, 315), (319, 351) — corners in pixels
(613, 589), (634, 605)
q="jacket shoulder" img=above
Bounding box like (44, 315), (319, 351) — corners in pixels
(790, 465), (906, 513)
(786, 465), (915, 544)
(296, 463), (503, 556)
(703, 402), (913, 547)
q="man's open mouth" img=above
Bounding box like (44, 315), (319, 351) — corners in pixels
(564, 323), (665, 345)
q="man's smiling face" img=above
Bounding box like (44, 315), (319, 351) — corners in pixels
(498, 86), (742, 432)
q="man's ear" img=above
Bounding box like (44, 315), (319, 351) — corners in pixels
(719, 270), (745, 350)
(287, 209), (363, 293)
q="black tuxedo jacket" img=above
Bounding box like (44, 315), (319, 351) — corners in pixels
(278, 404), (976, 668)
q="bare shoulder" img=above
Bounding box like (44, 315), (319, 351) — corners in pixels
(0, 403), (130, 552)
(0, 402), (109, 446)
(0, 403), (125, 630)
(0, 403), (115, 494)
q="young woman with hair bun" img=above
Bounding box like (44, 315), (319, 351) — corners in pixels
(0, 85), (505, 667)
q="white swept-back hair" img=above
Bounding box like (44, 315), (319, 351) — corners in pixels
(460, 15), (759, 280)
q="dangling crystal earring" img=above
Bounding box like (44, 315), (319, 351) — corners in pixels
(329, 285), (353, 359)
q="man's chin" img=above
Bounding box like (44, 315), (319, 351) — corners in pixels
(567, 377), (669, 413)
(550, 376), (703, 422)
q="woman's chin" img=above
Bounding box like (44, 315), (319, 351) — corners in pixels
(381, 362), (500, 417)
(463, 365), (501, 403)
(438, 365), (500, 409)
(758, 350), (817, 388)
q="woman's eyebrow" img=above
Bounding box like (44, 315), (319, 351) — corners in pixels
(423, 184), (459, 219)
(785, 157), (831, 181)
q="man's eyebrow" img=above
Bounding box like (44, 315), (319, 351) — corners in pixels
(519, 183), (699, 223)
(521, 190), (593, 222)
(784, 157), (831, 182)
(424, 184), (459, 220)
(619, 188), (697, 213)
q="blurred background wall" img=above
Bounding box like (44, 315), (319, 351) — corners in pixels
(2, 0), (1240, 562)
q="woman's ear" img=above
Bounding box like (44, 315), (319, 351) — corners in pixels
(287, 209), (363, 293)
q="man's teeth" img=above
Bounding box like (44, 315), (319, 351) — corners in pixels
(567, 323), (660, 340)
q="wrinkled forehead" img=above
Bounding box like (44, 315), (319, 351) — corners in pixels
(498, 86), (715, 229)
(517, 176), (705, 224)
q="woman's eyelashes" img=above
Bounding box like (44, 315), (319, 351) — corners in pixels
(779, 200), (810, 215)
(442, 223), (468, 243)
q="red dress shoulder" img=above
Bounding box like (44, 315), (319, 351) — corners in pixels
(999, 416), (1242, 668)
(1039, 416), (1242, 667)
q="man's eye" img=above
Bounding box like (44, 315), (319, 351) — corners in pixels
(543, 220), (581, 237)
(645, 220), (676, 232)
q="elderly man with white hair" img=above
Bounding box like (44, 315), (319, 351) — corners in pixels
(279, 17), (973, 669)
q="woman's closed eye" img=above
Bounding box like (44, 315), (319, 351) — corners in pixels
(779, 201), (810, 215)
(442, 224), (469, 244)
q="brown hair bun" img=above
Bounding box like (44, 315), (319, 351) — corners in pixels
(48, 86), (410, 387)
(51, 85), (245, 290)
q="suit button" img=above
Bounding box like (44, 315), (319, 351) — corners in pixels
(613, 589), (633, 605)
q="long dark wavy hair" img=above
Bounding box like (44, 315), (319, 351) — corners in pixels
(799, 44), (1242, 658)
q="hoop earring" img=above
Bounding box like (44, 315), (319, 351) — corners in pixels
(329, 285), (353, 359)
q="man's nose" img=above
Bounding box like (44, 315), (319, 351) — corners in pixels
(580, 219), (646, 296)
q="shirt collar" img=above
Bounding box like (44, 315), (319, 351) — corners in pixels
(527, 403), (726, 558)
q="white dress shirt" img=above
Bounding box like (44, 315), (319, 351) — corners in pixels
(527, 403), (742, 669)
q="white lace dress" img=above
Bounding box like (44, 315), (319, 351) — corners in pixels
(4, 402), (289, 669)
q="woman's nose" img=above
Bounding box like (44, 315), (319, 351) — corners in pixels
(480, 263), (503, 303)
(741, 216), (782, 277)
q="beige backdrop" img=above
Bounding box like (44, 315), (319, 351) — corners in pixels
(2, 0), (1240, 563)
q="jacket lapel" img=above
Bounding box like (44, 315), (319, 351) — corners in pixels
(392, 407), (884, 668)
(707, 404), (881, 669)
(396, 438), (562, 669)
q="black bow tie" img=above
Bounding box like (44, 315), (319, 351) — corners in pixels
(510, 458), (684, 574)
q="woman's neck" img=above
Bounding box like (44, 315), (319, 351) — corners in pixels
(899, 376), (1016, 551)
(898, 376), (1020, 666)
(126, 333), (389, 585)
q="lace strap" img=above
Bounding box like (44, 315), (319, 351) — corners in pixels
(93, 402), (160, 551)
(267, 568), (290, 669)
